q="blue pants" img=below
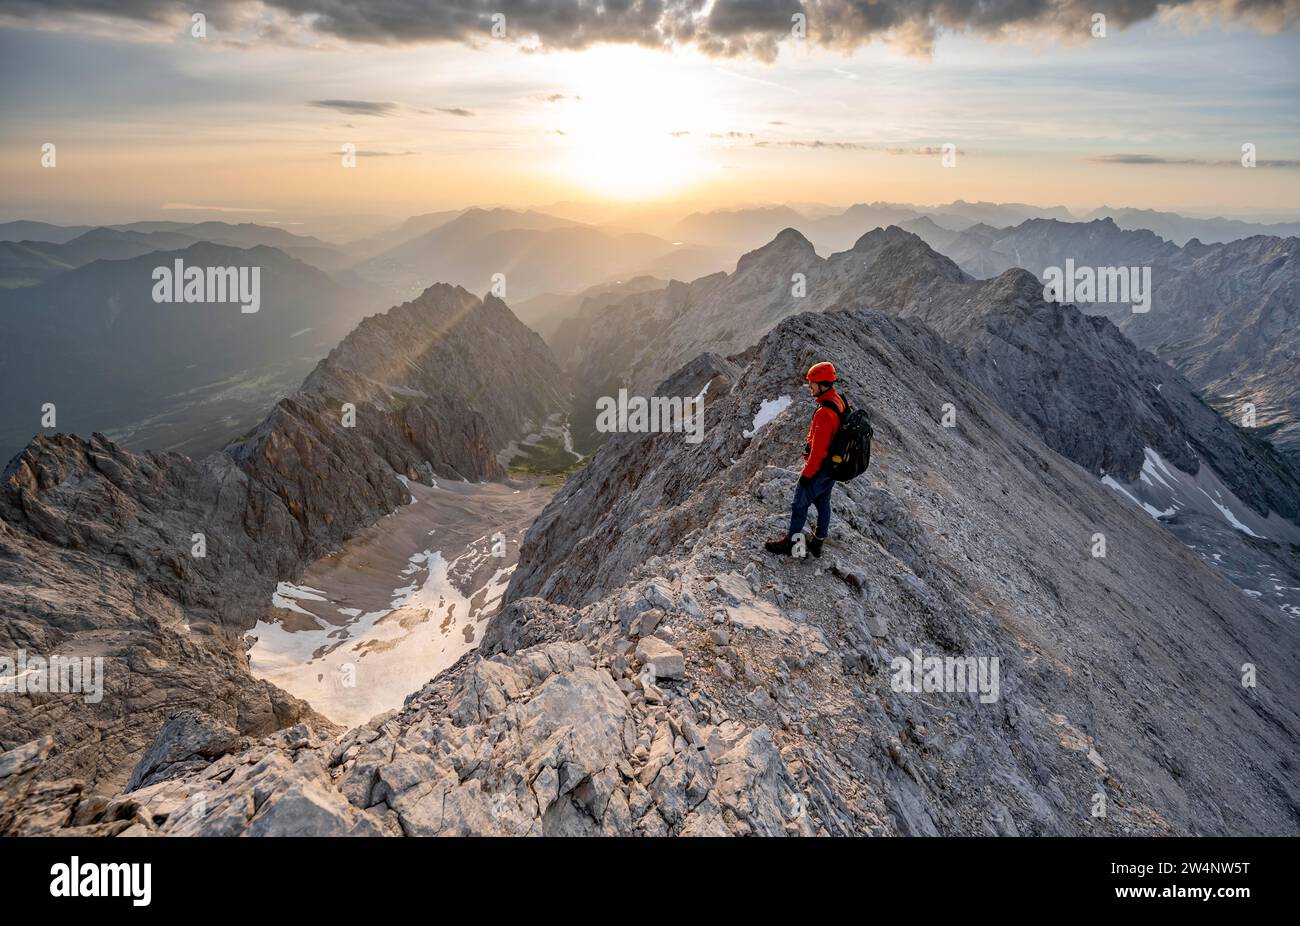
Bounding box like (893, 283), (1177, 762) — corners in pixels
(789, 470), (835, 538)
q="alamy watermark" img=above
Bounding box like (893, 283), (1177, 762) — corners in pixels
(152, 259), (261, 314)
(1, 650), (104, 703)
(50, 856), (150, 906)
(890, 649), (1000, 703)
(1043, 259), (1151, 313)
(595, 388), (704, 443)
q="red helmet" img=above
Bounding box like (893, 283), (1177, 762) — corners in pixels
(806, 362), (837, 384)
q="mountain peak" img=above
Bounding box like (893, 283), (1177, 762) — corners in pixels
(734, 227), (816, 271)
(849, 224), (924, 251)
(845, 225), (967, 283)
(983, 266), (1047, 302)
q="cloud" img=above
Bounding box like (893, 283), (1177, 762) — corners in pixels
(755, 138), (872, 150)
(1086, 154), (1201, 165)
(5, 1), (1298, 58)
(1086, 153), (1300, 167)
(884, 145), (960, 156)
(338, 150), (417, 157)
(751, 139), (962, 154)
(309, 99), (398, 116)
(312, 99), (472, 118)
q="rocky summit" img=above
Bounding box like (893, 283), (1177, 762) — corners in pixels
(9, 308), (1297, 836)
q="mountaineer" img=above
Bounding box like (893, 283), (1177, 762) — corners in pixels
(765, 361), (872, 558)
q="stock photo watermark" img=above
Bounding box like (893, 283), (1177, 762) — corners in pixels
(1, 650), (105, 704)
(594, 389), (705, 443)
(152, 259), (261, 314)
(890, 649), (1001, 704)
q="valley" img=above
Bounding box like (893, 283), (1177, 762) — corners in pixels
(250, 478), (556, 727)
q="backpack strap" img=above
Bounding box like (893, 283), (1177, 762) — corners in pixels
(817, 395), (848, 423)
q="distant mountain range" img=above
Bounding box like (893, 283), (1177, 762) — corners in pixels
(670, 201), (1300, 255)
(351, 207), (731, 302)
(340, 209), (466, 259)
(0, 221), (349, 285)
(673, 201), (1076, 254)
(1082, 207), (1300, 246)
(0, 242), (386, 461)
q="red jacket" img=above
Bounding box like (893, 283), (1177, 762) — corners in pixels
(802, 387), (846, 477)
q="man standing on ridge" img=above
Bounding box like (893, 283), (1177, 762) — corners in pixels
(766, 362), (846, 558)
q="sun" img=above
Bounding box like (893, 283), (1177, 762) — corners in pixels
(550, 47), (716, 200)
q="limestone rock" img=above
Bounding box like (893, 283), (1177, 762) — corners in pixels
(635, 637), (685, 680)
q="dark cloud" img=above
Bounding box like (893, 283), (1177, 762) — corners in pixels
(310, 99), (399, 115)
(6, 1), (1298, 57)
(1087, 154), (1201, 165)
(435, 107), (475, 116)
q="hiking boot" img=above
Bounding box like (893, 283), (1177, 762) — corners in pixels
(764, 534), (795, 556)
(808, 534), (826, 558)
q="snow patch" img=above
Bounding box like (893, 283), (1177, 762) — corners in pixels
(1196, 488), (1262, 537)
(744, 395), (792, 438)
(271, 582), (328, 616)
(1100, 476), (1173, 520)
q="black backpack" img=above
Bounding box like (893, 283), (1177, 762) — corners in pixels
(820, 398), (873, 482)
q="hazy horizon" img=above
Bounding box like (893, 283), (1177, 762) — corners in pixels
(3, 1), (1299, 231)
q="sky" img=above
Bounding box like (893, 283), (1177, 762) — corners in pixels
(1, 0), (1298, 228)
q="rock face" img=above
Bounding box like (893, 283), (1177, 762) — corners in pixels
(894, 267), (1300, 524)
(4, 638), (800, 837)
(12, 307), (1297, 837)
(0, 434), (333, 792)
(900, 217), (1300, 467)
(0, 284), (568, 792)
